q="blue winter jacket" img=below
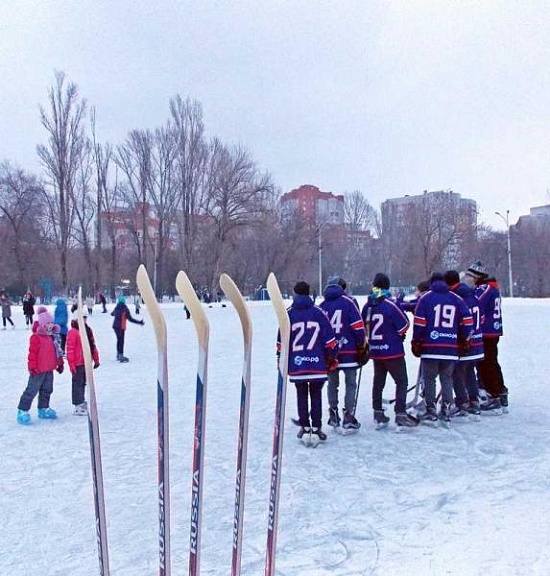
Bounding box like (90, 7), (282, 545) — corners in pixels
(53, 299), (69, 335)
(320, 285), (366, 368)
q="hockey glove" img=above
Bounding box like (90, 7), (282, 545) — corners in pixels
(326, 356), (339, 374)
(93, 362), (100, 369)
(411, 340), (422, 358)
(356, 344), (370, 366)
(458, 338), (471, 356)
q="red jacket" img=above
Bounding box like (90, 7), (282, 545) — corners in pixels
(28, 332), (62, 375)
(66, 323), (100, 374)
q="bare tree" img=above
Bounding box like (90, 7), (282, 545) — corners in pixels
(169, 96), (209, 277)
(202, 140), (275, 294)
(37, 71), (87, 292)
(0, 162), (47, 289)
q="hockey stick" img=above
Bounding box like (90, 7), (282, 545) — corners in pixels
(219, 274), (252, 576)
(77, 287), (110, 576)
(264, 273), (291, 576)
(136, 265), (171, 576)
(175, 271), (209, 576)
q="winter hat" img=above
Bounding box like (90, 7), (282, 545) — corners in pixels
(293, 281), (310, 296)
(117, 295), (126, 304)
(372, 273), (390, 290)
(36, 305), (48, 315)
(444, 270), (460, 286)
(72, 309), (88, 321)
(466, 260), (488, 281)
(37, 308), (54, 328)
(429, 272), (445, 284)
(327, 275), (347, 290)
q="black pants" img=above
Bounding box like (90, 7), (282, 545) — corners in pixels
(372, 357), (409, 413)
(294, 380), (325, 429)
(114, 328), (125, 355)
(72, 365), (87, 405)
(477, 337), (506, 397)
(2, 316), (14, 327)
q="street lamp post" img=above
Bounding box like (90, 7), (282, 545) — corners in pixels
(318, 226), (323, 299)
(495, 210), (514, 297)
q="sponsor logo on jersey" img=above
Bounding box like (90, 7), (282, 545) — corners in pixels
(430, 330), (456, 340)
(295, 355), (320, 366)
(368, 344), (389, 351)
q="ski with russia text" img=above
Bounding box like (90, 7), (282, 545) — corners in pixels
(175, 270), (209, 576)
(219, 273), (252, 576)
(264, 273), (291, 576)
(77, 287), (110, 576)
(136, 265), (171, 576)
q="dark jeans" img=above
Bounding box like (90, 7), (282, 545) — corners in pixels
(18, 372), (54, 411)
(114, 328), (126, 355)
(72, 365), (87, 405)
(2, 316), (14, 327)
(294, 380), (325, 428)
(477, 337), (506, 397)
(453, 362), (479, 406)
(25, 314), (33, 326)
(372, 357), (408, 413)
(422, 359), (456, 406)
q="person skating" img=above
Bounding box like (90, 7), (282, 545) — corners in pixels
(281, 281), (338, 442)
(111, 295), (144, 362)
(99, 292), (107, 313)
(362, 273), (419, 430)
(22, 291), (36, 328)
(17, 308), (64, 424)
(53, 298), (69, 353)
(411, 272), (473, 427)
(0, 293), (15, 329)
(320, 276), (367, 431)
(66, 310), (100, 415)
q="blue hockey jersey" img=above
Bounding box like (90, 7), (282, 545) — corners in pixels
(475, 280), (503, 338)
(452, 282), (484, 363)
(279, 294), (338, 382)
(413, 280), (473, 361)
(320, 284), (366, 368)
(361, 294), (410, 360)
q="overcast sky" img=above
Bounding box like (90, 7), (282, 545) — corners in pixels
(2, 1), (549, 229)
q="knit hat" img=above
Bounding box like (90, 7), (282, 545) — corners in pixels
(326, 275), (347, 290)
(37, 308), (54, 328)
(372, 273), (390, 290)
(443, 270), (460, 286)
(36, 305), (48, 315)
(293, 281), (310, 296)
(117, 295), (126, 304)
(72, 309), (88, 321)
(466, 261), (488, 281)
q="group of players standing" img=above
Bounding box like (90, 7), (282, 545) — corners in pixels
(281, 260), (506, 441)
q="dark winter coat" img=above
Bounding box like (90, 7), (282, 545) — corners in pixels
(111, 302), (142, 331)
(22, 294), (36, 316)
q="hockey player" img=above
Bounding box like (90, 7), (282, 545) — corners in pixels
(444, 270), (484, 418)
(361, 273), (419, 430)
(320, 276), (367, 431)
(464, 261), (507, 412)
(411, 272), (473, 425)
(281, 281), (338, 441)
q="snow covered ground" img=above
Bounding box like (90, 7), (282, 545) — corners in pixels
(1, 295), (549, 576)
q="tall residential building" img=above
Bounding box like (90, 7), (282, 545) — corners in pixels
(381, 190), (478, 278)
(280, 184), (345, 226)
